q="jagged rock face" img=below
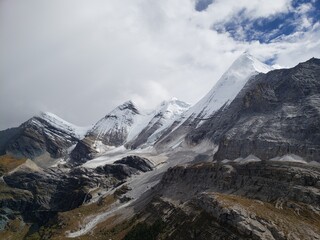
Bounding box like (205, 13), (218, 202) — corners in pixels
(132, 197), (245, 240)
(0, 113), (85, 159)
(188, 58), (320, 161)
(158, 161), (320, 206)
(0, 128), (21, 156)
(3, 167), (105, 212)
(135, 161), (320, 239)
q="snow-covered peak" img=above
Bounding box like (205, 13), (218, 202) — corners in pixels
(90, 101), (140, 142)
(181, 53), (273, 124)
(232, 52), (272, 74)
(107, 100), (139, 117)
(157, 98), (190, 119)
(119, 100), (139, 112)
(39, 111), (73, 127)
(34, 111), (89, 139)
(126, 98), (190, 146)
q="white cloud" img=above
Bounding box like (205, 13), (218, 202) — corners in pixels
(0, 0), (319, 129)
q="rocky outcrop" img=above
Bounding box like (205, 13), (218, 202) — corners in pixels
(114, 155), (153, 172)
(195, 192), (320, 240)
(187, 58), (320, 162)
(158, 161), (320, 206)
(0, 155), (153, 227)
(70, 137), (98, 164)
(0, 128), (21, 156)
(96, 155), (154, 180)
(131, 160), (320, 240)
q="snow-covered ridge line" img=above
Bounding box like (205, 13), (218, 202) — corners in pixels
(31, 53), (273, 155)
(37, 111), (90, 139)
(174, 53), (273, 129)
(85, 97), (190, 148)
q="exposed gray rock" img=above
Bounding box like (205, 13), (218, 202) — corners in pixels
(96, 155), (154, 180)
(0, 128), (21, 156)
(132, 160), (320, 239)
(0, 155), (153, 226)
(187, 58), (320, 162)
(114, 155), (154, 172)
(158, 161), (320, 206)
(70, 137), (98, 164)
(0, 114), (83, 160)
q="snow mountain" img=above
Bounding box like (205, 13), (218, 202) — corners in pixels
(0, 112), (90, 161)
(71, 98), (190, 162)
(86, 101), (140, 147)
(127, 98), (190, 149)
(185, 52), (272, 123)
(37, 112), (89, 139)
(155, 52), (273, 148)
(0, 52), (273, 163)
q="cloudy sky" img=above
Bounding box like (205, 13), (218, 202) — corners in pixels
(1, 0), (319, 129)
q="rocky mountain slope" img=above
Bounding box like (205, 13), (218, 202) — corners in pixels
(0, 112), (89, 161)
(132, 160), (320, 239)
(0, 154), (154, 235)
(187, 57), (320, 161)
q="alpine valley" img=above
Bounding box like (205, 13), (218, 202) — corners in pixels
(1, 53), (320, 240)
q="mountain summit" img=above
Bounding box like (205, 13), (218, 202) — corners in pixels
(127, 98), (190, 148)
(87, 100), (140, 147)
(155, 53), (273, 148)
(183, 52), (273, 124)
(0, 112), (89, 161)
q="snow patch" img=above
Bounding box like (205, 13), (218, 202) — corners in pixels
(234, 155), (262, 164)
(270, 154), (307, 163)
(82, 146), (154, 168)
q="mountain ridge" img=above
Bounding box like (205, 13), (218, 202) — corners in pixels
(154, 53), (273, 150)
(1, 56), (320, 240)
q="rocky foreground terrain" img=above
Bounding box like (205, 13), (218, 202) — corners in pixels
(0, 56), (319, 239)
(140, 160), (320, 240)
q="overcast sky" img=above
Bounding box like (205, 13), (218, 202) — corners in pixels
(1, 0), (319, 130)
